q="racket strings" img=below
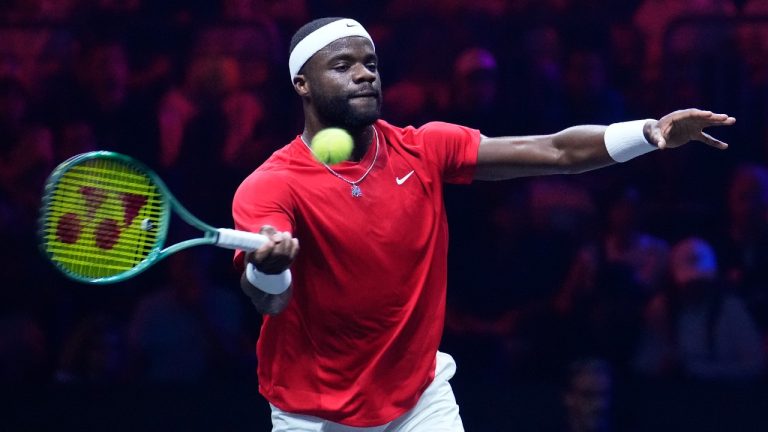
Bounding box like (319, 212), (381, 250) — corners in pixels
(42, 157), (165, 279)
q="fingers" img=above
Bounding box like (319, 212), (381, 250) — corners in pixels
(706, 114), (736, 127)
(689, 109), (736, 125)
(667, 109), (735, 125)
(698, 131), (729, 150)
(663, 108), (711, 121)
(247, 225), (299, 273)
(693, 111), (733, 149)
(252, 225), (277, 263)
(269, 232), (299, 261)
(657, 109), (735, 149)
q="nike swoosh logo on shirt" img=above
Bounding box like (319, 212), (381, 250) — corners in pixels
(346, 23), (357, 27)
(396, 171), (415, 185)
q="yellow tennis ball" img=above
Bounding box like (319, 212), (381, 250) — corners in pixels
(310, 128), (353, 165)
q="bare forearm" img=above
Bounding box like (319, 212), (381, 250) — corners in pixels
(475, 125), (618, 180)
(551, 125), (617, 173)
(240, 271), (292, 315)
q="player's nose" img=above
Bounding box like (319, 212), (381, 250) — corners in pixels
(351, 63), (376, 83)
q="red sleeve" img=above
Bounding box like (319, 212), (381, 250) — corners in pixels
(231, 170), (295, 270)
(416, 121), (480, 184)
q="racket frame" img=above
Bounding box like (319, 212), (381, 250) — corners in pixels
(39, 151), (235, 284)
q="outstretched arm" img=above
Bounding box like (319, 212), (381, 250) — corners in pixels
(474, 109), (735, 181)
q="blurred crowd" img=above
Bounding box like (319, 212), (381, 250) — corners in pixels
(2, 0), (768, 429)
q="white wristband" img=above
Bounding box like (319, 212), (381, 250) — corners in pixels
(245, 262), (291, 295)
(604, 119), (657, 162)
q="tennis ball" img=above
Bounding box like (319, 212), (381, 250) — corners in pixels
(310, 128), (353, 165)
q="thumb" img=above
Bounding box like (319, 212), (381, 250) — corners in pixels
(650, 126), (667, 149)
(648, 119), (667, 149)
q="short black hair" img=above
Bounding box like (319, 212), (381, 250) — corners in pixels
(289, 17), (345, 55)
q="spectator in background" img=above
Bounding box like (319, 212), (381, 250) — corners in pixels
(383, 0), (493, 96)
(157, 54), (240, 168)
(0, 75), (55, 310)
(0, 77), (53, 233)
(445, 47), (508, 136)
(381, 79), (434, 127)
(559, 358), (616, 432)
(31, 27), (78, 102)
(542, 238), (644, 374)
(54, 120), (98, 160)
(598, 188), (669, 296)
(0, 76), (58, 326)
(45, 38), (159, 165)
(733, 0), (768, 161)
(195, 7), (284, 98)
(513, 25), (567, 131)
(55, 313), (128, 384)
(635, 0), (737, 129)
(563, 49), (626, 125)
(156, 53), (271, 226)
(718, 163), (768, 332)
(606, 20), (649, 117)
(128, 249), (252, 382)
(0, 23), (76, 97)
(633, 237), (765, 380)
(442, 47), (519, 355)
(441, 49), (526, 382)
(475, 180), (609, 377)
(72, 0), (178, 100)
(633, 0), (736, 86)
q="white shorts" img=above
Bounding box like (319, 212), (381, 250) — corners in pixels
(270, 351), (464, 432)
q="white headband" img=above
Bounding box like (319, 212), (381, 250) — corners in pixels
(289, 18), (375, 81)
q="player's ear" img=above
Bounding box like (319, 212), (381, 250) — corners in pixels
(294, 74), (309, 96)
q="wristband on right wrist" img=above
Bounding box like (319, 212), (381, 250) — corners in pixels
(245, 262), (291, 295)
(604, 119), (657, 162)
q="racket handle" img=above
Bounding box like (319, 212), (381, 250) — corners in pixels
(216, 228), (269, 251)
(218, 228), (293, 294)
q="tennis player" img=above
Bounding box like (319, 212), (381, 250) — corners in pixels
(232, 17), (735, 432)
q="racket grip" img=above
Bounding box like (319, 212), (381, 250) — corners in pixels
(218, 228), (293, 295)
(216, 228), (269, 251)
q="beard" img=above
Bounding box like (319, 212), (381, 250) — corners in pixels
(313, 91), (381, 130)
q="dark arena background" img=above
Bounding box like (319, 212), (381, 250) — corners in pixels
(2, 1), (768, 430)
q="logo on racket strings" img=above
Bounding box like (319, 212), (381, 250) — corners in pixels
(56, 186), (149, 249)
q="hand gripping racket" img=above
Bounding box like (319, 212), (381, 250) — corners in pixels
(39, 151), (282, 284)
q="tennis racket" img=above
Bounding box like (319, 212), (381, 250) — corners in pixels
(39, 151), (281, 284)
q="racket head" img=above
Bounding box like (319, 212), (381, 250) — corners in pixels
(39, 151), (171, 284)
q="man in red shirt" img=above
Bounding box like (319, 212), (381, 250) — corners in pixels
(232, 17), (734, 431)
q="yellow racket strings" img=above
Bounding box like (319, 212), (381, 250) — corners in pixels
(42, 158), (164, 279)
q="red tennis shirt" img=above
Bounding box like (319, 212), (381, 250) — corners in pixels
(232, 119), (480, 427)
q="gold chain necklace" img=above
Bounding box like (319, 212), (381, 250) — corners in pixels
(301, 126), (379, 198)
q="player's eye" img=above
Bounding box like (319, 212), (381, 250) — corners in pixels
(333, 63), (350, 72)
